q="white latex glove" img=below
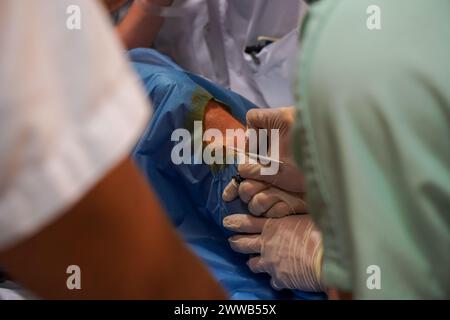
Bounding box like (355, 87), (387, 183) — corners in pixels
(239, 107), (305, 193)
(222, 178), (307, 218)
(223, 214), (324, 292)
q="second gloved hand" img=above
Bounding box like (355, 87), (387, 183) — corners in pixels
(223, 214), (324, 292)
(222, 178), (307, 217)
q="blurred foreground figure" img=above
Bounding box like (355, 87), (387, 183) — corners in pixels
(292, 0), (449, 298)
(0, 0), (224, 299)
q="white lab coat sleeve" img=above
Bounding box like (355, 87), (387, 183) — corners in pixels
(0, 0), (151, 249)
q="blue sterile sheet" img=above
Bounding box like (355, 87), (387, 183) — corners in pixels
(129, 48), (325, 300)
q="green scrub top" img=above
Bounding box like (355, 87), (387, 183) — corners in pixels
(292, 0), (450, 298)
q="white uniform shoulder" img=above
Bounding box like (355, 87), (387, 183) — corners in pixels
(0, 0), (151, 249)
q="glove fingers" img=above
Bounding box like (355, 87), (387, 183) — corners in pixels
(246, 107), (287, 130)
(248, 189), (282, 216)
(222, 179), (239, 202)
(238, 180), (269, 203)
(264, 201), (292, 218)
(247, 256), (266, 273)
(238, 163), (277, 186)
(248, 187), (307, 217)
(273, 189), (308, 214)
(263, 192), (307, 218)
(223, 214), (268, 233)
(228, 234), (262, 254)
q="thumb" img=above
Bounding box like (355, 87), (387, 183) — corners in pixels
(246, 108), (277, 130)
(238, 162), (278, 186)
(246, 107), (295, 131)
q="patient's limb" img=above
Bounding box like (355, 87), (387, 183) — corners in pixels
(204, 100), (245, 134)
(203, 101), (245, 164)
(201, 99), (247, 168)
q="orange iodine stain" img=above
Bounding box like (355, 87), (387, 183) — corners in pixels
(203, 100), (246, 151)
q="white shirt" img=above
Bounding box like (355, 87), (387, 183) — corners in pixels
(154, 0), (307, 108)
(0, 0), (151, 249)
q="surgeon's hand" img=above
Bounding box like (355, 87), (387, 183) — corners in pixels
(239, 107), (305, 193)
(223, 214), (324, 292)
(222, 178), (307, 218)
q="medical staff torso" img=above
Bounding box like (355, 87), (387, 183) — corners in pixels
(292, 0), (450, 298)
(153, 0), (307, 108)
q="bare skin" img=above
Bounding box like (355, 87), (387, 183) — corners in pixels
(204, 100), (246, 151)
(204, 100), (245, 134)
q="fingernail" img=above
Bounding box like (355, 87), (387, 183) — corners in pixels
(223, 216), (240, 229)
(222, 191), (229, 201)
(223, 216), (231, 227)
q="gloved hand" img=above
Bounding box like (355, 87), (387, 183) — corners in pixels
(223, 214), (324, 292)
(222, 178), (307, 218)
(239, 107), (305, 193)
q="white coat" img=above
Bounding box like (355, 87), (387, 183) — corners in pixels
(154, 0), (308, 108)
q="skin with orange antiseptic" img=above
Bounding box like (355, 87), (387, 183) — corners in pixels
(203, 100), (246, 153)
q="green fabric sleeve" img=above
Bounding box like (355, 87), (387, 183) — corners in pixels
(293, 0), (450, 298)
